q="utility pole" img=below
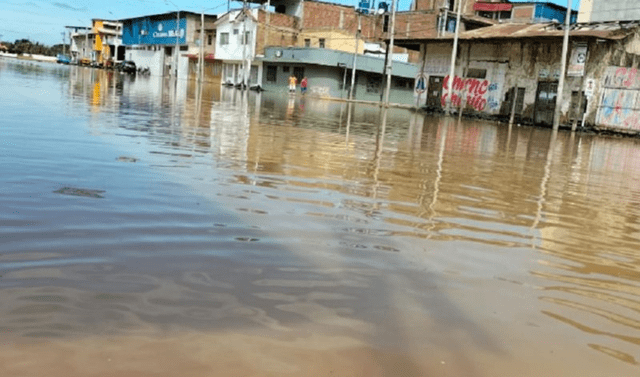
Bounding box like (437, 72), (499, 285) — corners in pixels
(62, 31), (66, 56)
(174, 10), (180, 79)
(348, 12), (361, 101)
(199, 11), (205, 83)
(241, 0), (248, 89)
(446, 0), (463, 115)
(553, 0), (573, 131)
(383, 0), (397, 106)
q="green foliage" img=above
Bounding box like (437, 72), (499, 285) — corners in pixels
(1, 39), (67, 56)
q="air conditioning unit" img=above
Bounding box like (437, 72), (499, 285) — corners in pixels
(275, 50), (282, 58)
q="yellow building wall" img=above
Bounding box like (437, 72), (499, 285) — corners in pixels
(299, 29), (365, 54)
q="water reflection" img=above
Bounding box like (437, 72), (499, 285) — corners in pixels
(1, 60), (640, 375)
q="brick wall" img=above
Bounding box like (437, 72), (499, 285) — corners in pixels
(302, 1), (384, 40)
(256, 10), (299, 55)
(512, 6), (534, 21)
(393, 11), (439, 40)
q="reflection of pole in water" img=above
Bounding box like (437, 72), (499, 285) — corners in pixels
(368, 108), (388, 217)
(425, 117), (450, 237)
(531, 130), (558, 235)
(408, 112), (423, 152)
(338, 102), (345, 133)
(345, 102), (353, 146)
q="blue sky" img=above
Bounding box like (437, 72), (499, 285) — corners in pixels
(1, 0), (580, 46)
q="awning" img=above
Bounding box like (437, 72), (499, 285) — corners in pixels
(473, 2), (513, 12)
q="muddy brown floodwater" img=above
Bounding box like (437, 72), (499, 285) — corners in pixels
(1, 59), (640, 376)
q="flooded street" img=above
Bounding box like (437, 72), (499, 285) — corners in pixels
(2, 59), (640, 376)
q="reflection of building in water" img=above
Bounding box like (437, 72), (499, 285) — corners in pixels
(531, 134), (640, 366)
(68, 66), (122, 114)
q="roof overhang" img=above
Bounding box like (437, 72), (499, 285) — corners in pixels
(394, 22), (636, 50)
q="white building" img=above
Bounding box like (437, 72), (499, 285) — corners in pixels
(578, 0), (640, 23)
(67, 26), (93, 63)
(214, 8), (261, 87)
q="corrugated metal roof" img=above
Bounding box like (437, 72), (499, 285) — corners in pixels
(396, 22), (637, 44)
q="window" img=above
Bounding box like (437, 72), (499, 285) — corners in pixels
(466, 68), (487, 79)
(242, 31), (251, 45)
(393, 77), (413, 89)
(367, 75), (381, 93)
(319, 38), (325, 48)
(180, 45), (188, 51)
(266, 65), (277, 83)
(207, 33), (213, 46)
(499, 11), (511, 20)
(304, 39), (310, 47)
(283, 66), (290, 73)
(233, 29), (238, 35)
(220, 32), (229, 45)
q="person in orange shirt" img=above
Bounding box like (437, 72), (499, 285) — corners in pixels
(288, 74), (297, 93)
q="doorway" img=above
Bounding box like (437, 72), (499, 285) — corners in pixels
(534, 81), (558, 125)
(427, 76), (444, 109)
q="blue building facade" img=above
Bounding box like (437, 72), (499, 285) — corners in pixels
(533, 3), (578, 24)
(122, 14), (187, 46)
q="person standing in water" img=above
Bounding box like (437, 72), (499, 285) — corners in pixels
(288, 74), (297, 93)
(300, 77), (308, 95)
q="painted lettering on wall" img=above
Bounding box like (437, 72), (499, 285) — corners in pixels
(604, 66), (640, 89)
(440, 75), (492, 111)
(596, 88), (640, 130)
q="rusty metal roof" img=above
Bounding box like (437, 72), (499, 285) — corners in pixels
(396, 21), (637, 45)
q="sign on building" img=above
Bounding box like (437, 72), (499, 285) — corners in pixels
(584, 78), (595, 97)
(567, 45), (588, 77)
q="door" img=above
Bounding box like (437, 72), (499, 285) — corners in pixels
(427, 76), (444, 109)
(534, 81), (558, 126)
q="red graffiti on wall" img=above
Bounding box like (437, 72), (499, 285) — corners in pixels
(612, 67), (639, 88)
(441, 75), (490, 111)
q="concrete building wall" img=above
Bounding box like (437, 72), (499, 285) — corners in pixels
(260, 62), (415, 105)
(579, 0), (640, 23)
(127, 48), (165, 77)
(300, 29), (365, 53)
(418, 39), (574, 122)
(417, 33), (640, 132)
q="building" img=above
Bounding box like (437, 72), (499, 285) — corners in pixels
(578, 0), (640, 23)
(67, 26), (93, 64)
(260, 46), (417, 104)
(472, 1), (577, 24)
(394, 22), (640, 132)
(92, 19), (124, 66)
(214, 0), (420, 89)
(120, 11), (217, 77)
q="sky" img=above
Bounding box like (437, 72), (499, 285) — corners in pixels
(1, 0), (580, 46)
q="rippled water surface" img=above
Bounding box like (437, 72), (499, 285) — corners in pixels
(2, 59), (640, 376)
